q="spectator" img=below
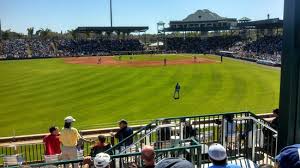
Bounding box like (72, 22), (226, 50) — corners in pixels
(93, 153), (111, 168)
(224, 114), (236, 136)
(141, 145), (156, 168)
(208, 143), (241, 168)
(182, 119), (196, 139)
(83, 136), (112, 168)
(91, 135), (112, 157)
(223, 114), (238, 149)
(114, 119), (133, 147)
(59, 116), (81, 161)
(43, 126), (61, 155)
(158, 120), (171, 141)
(155, 158), (193, 168)
(275, 144), (300, 168)
(270, 108), (279, 130)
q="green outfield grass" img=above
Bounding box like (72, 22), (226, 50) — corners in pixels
(0, 54), (280, 137)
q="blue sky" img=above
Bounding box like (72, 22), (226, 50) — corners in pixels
(0, 0), (284, 34)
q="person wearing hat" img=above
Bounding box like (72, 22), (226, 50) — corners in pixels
(59, 116), (81, 161)
(94, 153), (111, 168)
(113, 119), (133, 147)
(208, 143), (241, 168)
(155, 158), (193, 168)
(275, 144), (300, 168)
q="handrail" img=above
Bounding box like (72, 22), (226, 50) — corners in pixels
(119, 123), (178, 154)
(106, 120), (157, 153)
(111, 138), (201, 158)
(235, 116), (277, 133)
(106, 111), (250, 153)
(156, 111), (250, 121)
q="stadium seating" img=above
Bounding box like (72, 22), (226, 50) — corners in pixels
(0, 35), (282, 65)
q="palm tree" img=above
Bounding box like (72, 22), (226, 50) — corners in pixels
(67, 29), (77, 39)
(27, 27), (34, 38)
(36, 28), (52, 39)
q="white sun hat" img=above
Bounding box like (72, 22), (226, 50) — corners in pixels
(64, 116), (76, 123)
(94, 153), (111, 168)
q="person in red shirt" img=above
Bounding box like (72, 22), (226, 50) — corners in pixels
(43, 126), (61, 155)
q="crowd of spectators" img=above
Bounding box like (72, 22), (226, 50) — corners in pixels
(28, 39), (56, 58)
(229, 36), (282, 63)
(0, 38), (144, 59)
(243, 36), (282, 56)
(0, 39), (28, 58)
(165, 35), (282, 64)
(56, 39), (143, 57)
(0, 35), (283, 64)
(166, 36), (242, 53)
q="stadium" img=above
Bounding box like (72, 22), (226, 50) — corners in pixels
(0, 0), (299, 168)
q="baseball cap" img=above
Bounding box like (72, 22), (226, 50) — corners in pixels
(155, 158), (193, 168)
(118, 119), (128, 124)
(275, 144), (300, 168)
(208, 143), (227, 161)
(64, 116), (76, 123)
(94, 153), (111, 168)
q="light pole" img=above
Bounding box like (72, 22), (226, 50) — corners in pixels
(110, 0), (113, 27)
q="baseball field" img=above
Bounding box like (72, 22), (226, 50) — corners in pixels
(0, 54), (280, 137)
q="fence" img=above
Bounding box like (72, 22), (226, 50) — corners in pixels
(1, 111), (278, 167)
(0, 138), (114, 165)
(106, 111), (278, 167)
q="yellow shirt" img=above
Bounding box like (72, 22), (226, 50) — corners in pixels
(59, 127), (81, 147)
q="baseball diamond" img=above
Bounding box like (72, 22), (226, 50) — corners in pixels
(0, 54), (280, 137)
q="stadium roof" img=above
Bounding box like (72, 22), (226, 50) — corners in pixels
(75, 26), (149, 33)
(239, 17), (251, 22)
(164, 9), (237, 32)
(237, 18), (283, 29)
(170, 9), (236, 23)
(182, 9), (230, 22)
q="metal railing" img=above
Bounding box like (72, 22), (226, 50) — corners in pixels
(0, 137), (112, 164)
(110, 138), (202, 168)
(1, 111), (278, 167)
(106, 111), (278, 167)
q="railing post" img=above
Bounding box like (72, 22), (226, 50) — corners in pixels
(110, 136), (115, 146)
(252, 123), (257, 162)
(180, 121), (184, 141)
(222, 119), (227, 147)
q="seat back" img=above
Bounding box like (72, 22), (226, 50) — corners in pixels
(3, 155), (22, 167)
(77, 150), (84, 159)
(44, 154), (60, 163)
